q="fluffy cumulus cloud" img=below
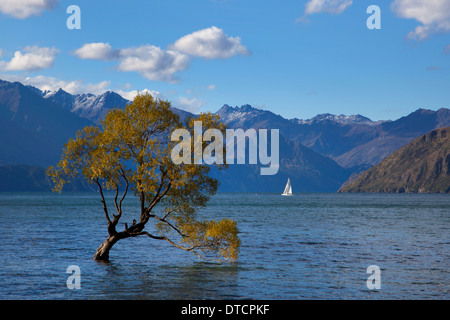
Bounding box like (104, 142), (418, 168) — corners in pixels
(391, 0), (450, 39)
(74, 42), (190, 83)
(0, 0), (59, 19)
(0, 46), (58, 71)
(169, 26), (250, 59)
(73, 27), (249, 83)
(73, 42), (120, 60)
(117, 45), (191, 83)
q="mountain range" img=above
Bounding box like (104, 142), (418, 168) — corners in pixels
(339, 127), (450, 193)
(0, 80), (92, 168)
(0, 78), (449, 193)
(217, 104), (450, 170)
(42, 88), (129, 124)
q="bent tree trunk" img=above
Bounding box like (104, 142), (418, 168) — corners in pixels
(94, 235), (120, 261)
(93, 221), (146, 261)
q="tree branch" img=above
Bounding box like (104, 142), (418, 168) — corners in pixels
(147, 180), (171, 214)
(138, 231), (221, 262)
(110, 170), (130, 230)
(140, 191), (145, 221)
(94, 178), (111, 224)
(153, 215), (188, 238)
(148, 167), (167, 206)
(140, 168), (171, 223)
(139, 232), (196, 251)
(119, 169), (129, 213)
(113, 182), (120, 215)
(162, 206), (178, 220)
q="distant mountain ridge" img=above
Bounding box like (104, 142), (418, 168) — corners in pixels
(1, 78), (449, 193)
(339, 127), (450, 193)
(211, 132), (352, 193)
(42, 88), (129, 124)
(0, 80), (93, 167)
(291, 113), (378, 126)
(0, 164), (95, 192)
(216, 104), (450, 170)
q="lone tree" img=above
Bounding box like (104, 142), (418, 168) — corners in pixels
(47, 93), (240, 262)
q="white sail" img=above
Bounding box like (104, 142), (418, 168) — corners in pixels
(282, 178), (293, 196)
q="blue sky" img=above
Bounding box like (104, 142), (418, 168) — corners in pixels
(0, 0), (449, 121)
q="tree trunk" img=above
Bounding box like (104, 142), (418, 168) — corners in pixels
(94, 235), (120, 261)
(93, 222), (145, 260)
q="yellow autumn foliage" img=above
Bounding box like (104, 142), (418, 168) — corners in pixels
(47, 93), (240, 262)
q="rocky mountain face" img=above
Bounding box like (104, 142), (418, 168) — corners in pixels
(334, 108), (450, 168)
(339, 127), (450, 193)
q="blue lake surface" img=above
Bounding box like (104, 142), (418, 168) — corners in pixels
(0, 192), (448, 299)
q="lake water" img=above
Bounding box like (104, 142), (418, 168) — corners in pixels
(0, 192), (448, 300)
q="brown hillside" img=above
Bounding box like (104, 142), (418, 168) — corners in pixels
(339, 127), (450, 193)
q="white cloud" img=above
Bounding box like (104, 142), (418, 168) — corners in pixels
(0, 46), (58, 71)
(0, 0), (59, 19)
(170, 26), (250, 59)
(175, 96), (206, 113)
(73, 42), (119, 60)
(82, 81), (112, 95)
(0, 49), (3, 58)
(115, 89), (162, 101)
(73, 43), (191, 83)
(206, 84), (216, 90)
(391, 0), (450, 40)
(297, 0), (352, 22)
(0, 73), (111, 95)
(73, 27), (249, 83)
(118, 45), (191, 83)
(305, 0), (352, 15)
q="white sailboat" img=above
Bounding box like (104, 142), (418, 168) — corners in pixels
(282, 178), (293, 196)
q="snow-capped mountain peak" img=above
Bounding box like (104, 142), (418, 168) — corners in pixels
(43, 89), (130, 124)
(291, 113), (375, 125)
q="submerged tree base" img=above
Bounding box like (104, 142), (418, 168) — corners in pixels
(94, 236), (119, 261)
